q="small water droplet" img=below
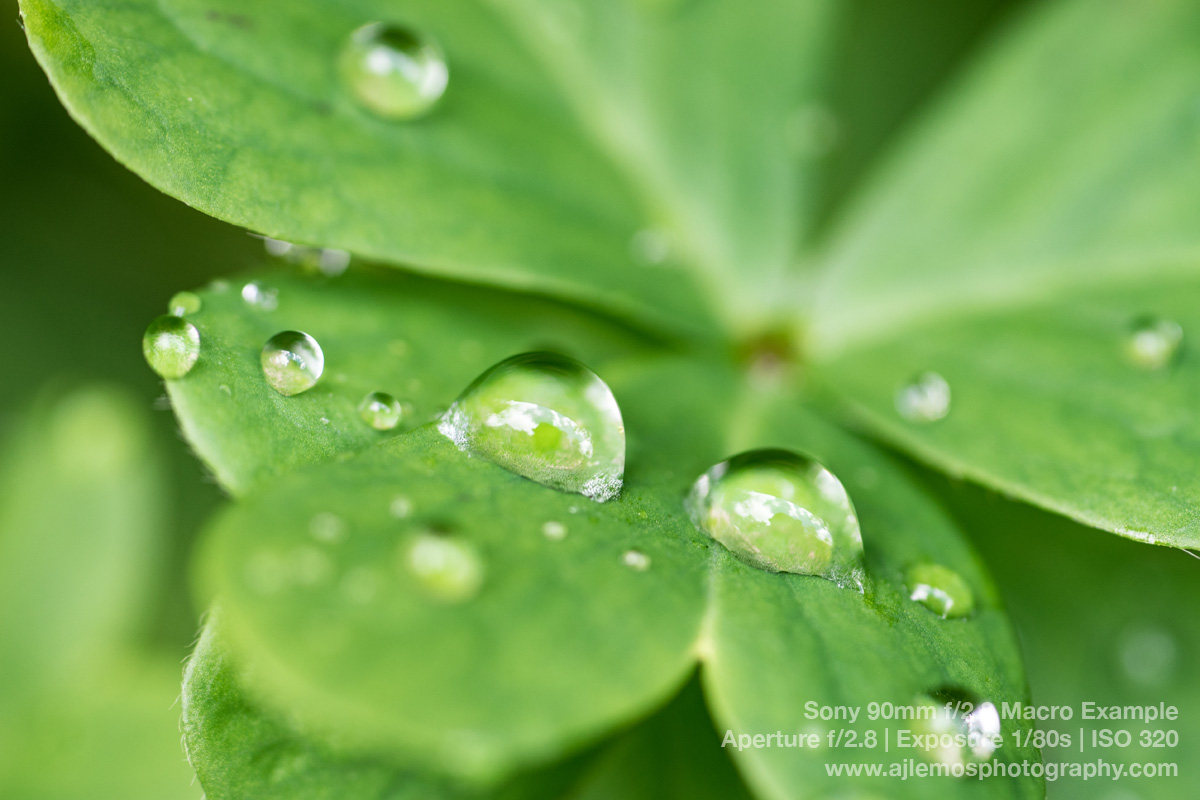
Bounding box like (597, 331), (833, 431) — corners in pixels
(208, 279), (231, 293)
(1125, 315), (1183, 370)
(568, 505), (580, 514)
(143, 315), (200, 379)
(542, 520), (567, 540)
(309, 512), (348, 544)
(242, 281), (279, 310)
(400, 532), (484, 602)
(218, 384), (233, 396)
(1117, 624), (1177, 686)
(630, 227), (671, 265)
(438, 352), (625, 501)
(261, 331), (324, 396)
(895, 372), (951, 423)
(906, 563), (975, 619)
(686, 450), (865, 589)
(359, 391), (403, 430)
(622, 549), (651, 571)
(168, 291), (202, 316)
(264, 237), (294, 258)
(390, 496), (414, 518)
(911, 692), (1001, 766)
(340, 22), (448, 120)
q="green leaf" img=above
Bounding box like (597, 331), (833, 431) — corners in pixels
(18, 0), (846, 333)
(808, 0), (1200, 546)
(0, 385), (162, 694)
(701, 401), (1041, 799)
(569, 675), (754, 800)
(179, 262), (1037, 796)
(935, 477), (1200, 800)
(182, 612), (592, 800)
(164, 268), (652, 494)
(196, 425), (713, 783)
(0, 385), (198, 799)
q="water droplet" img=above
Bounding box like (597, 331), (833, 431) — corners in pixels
(143, 315), (201, 379)
(686, 450), (865, 589)
(242, 281), (279, 310)
(390, 496), (414, 518)
(261, 331), (324, 396)
(209, 279), (231, 294)
(630, 227), (670, 265)
(317, 248), (351, 276)
(906, 563), (975, 619)
(358, 391), (403, 430)
(340, 22), (448, 120)
(263, 237), (294, 258)
(1125, 315), (1183, 370)
(622, 549), (651, 571)
(438, 352), (625, 501)
(895, 372), (951, 423)
(168, 291), (202, 316)
(400, 532), (484, 603)
(1117, 624), (1177, 686)
(309, 512), (348, 544)
(542, 521), (567, 540)
(910, 692), (1000, 766)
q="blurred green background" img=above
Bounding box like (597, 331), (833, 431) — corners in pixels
(3, 1), (1195, 797)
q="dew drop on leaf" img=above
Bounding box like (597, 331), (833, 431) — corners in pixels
(261, 331), (324, 396)
(910, 692), (1001, 766)
(541, 520), (567, 540)
(622, 549), (651, 571)
(167, 290), (202, 316)
(438, 352), (626, 501)
(399, 532), (484, 603)
(905, 563), (975, 619)
(340, 22), (448, 120)
(143, 315), (200, 379)
(242, 280), (279, 310)
(1125, 315), (1183, 370)
(685, 449), (865, 589)
(895, 371), (951, 423)
(358, 390), (404, 430)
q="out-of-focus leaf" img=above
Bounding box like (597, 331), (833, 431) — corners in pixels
(932, 476), (1200, 800)
(0, 385), (161, 693)
(0, 386), (197, 799)
(182, 613), (591, 800)
(815, 277), (1200, 549)
(701, 399), (1041, 800)
(810, 0), (1200, 546)
(568, 675), (753, 800)
(163, 267), (652, 495)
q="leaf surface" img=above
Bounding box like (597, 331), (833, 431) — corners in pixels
(810, 0), (1200, 545)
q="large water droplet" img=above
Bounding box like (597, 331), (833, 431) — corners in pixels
(686, 449), (865, 589)
(906, 563), (975, 619)
(359, 391), (403, 430)
(261, 331), (324, 396)
(168, 291), (202, 317)
(340, 22), (448, 120)
(143, 315), (200, 379)
(438, 353), (625, 501)
(910, 692), (1001, 766)
(896, 372), (951, 423)
(1125, 315), (1183, 370)
(400, 532), (484, 603)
